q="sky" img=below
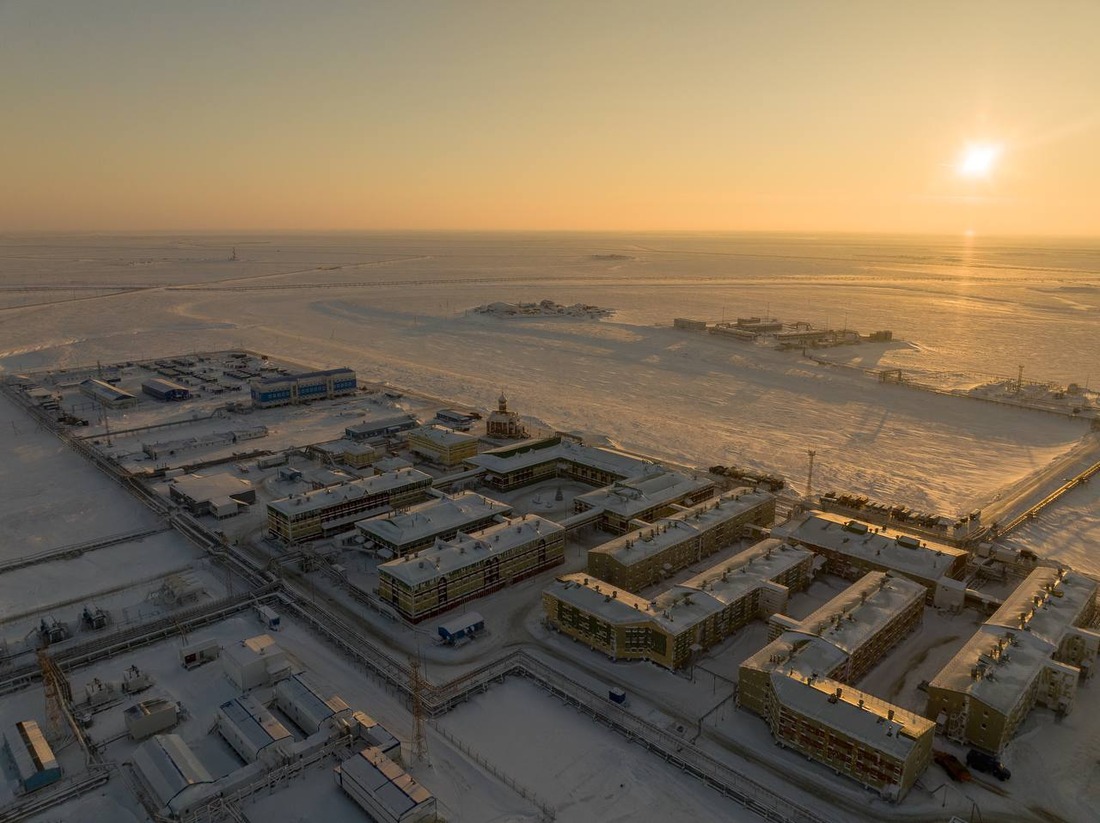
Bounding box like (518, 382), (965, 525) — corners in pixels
(2, 1), (1099, 236)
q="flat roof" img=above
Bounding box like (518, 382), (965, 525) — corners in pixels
(171, 472), (254, 503)
(590, 489), (773, 567)
(466, 437), (652, 479)
(252, 367), (355, 386)
(986, 567), (1097, 647)
(267, 469), (432, 517)
(772, 511), (967, 582)
(408, 424), (479, 447)
(312, 438), (376, 456)
(381, 514), (563, 587)
(574, 468), (713, 518)
(785, 572), (926, 656)
(770, 673), (933, 761)
(345, 413), (417, 435)
(359, 492), (512, 546)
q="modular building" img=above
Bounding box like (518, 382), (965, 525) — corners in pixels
(335, 746), (437, 823)
(406, 424), (480, 467)
(221, 634), (291, 691)
(438, 611), (486, 644)
(125, 697), (180, 740)
(587, 489), (776, 591)
(80, 378), (138, 409)
(131, 734), (214, 815)
(266, 469), (433, 542)
(352, 711), (401, 759)
(249, 367), (357, 408)
(772, 511), (969, 594)
(379, 514), (565, 622)
(216, 695), (293, 764)
(3, 720), (61, 793)
(142, 378), (191, 402)
(572, 468), (716, 534)
(358, 491), (513, 558)
(543, 539), (813, 669)
(275, 673), (352, 735)
(926, 566), (1099, 753)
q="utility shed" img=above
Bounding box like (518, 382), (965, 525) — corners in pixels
(221, 634), (291, 691)
(216, 695), (292, 764)
(335, 746), (437, 823)
(132, 734), (214, 815)
(437, 612), (485, 645)
(125, 698), (179, 740)
(3, 720), (61, 793)
(274, 673), (351, 735)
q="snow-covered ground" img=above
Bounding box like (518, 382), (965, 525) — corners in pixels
(2, 233), (1099, 822)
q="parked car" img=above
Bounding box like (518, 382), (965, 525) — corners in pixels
(933, 750), (972, 782)
(966, 749), (1011, 781)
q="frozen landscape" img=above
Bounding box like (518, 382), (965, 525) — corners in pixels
(0, 232), (1098, 823)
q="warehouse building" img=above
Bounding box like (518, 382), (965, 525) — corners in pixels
(465, 435), (652, 491)
(739, 573), (932, 801)
(358, 491), (513, 558)
(131, 734), (214, 815)
(144, 426), (268, 460)
(142, 377), (191, 402)
(926, 566), (1099, 753)
(406, 424), (480, 467)
(168, 473), (256, 516)
(573, 467), (716, 534)
(275, 673), (352, 735)
(587, 489), (776, 590)
(216, 695), (293, 764)
(335, 746), (437, 823)
(772, 511), (969, 594)
(543, 539), (813, 669)
(221, 634), (292, 691)
(345, 413), (418, 441)
(266, 469), (433, 542)
(80, 378), (138, 409)
(3, 720), (61, 793)
(379, 513), (565, 622)
(249, 367), (357, 408)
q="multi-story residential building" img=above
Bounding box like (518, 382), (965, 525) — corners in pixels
(266, 469), (432, 543)
(572, 468), (716, 534)
(406, 424), (479, 467)
(543, 539), (814, 669)
(587, 489), (775, 590)
(926, 566), (1099, 753)
(739, 572), (932, 801)
(379, 514), (565, 621)
(772, 511), (969, 594)
(357, 491), (512, 558)
(249, 368), (357, 408)
(464, 435), (652, 491)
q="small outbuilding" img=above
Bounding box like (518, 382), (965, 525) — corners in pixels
(335, 746), (437, 823)
(221, 634), (291, 691)
(437, 612), (485, 645)
(216, 695), (292, 764)
(3, 720), (61, 793)
(125, 698), (180, 740)
(131, 734), (214, 815)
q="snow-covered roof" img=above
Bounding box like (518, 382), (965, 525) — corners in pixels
(267, 469), (431, 516)
(466, 436), (652, 478)
(591, 489), (774, 568)
(275, 673), (349, 726)
(80, 378), (136, 402)
(772, 511), (967, 582)
(345, 413), (418, 437)
(742, 631), (851, 682)
(222, 633), (282, 666)
(338, 746), (434, 817)
(928, 624), (1067, 715)
(380, 514), (563, 587)
(673, 539), (813, 608)
(770, 673), (933, 761)
(217, 695), (292, 754)
(546, 574), (657, 627)
(574, 469), (714, 519)
(311, 438), (375, 456)
(408, 424), (478, 447)
(132, 733), (214, 811)
(986, 567), (1097, 647)
(171, 472), (254, 503)
(358, 492), (511, 546)
(783, 572), (926, 656)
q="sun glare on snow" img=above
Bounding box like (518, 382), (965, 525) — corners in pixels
(956, 144), (1000, 178)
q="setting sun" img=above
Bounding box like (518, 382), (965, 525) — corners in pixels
(957, 143), (1001, 178)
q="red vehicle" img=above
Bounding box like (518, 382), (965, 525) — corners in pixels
(933, 750), (972, 782)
